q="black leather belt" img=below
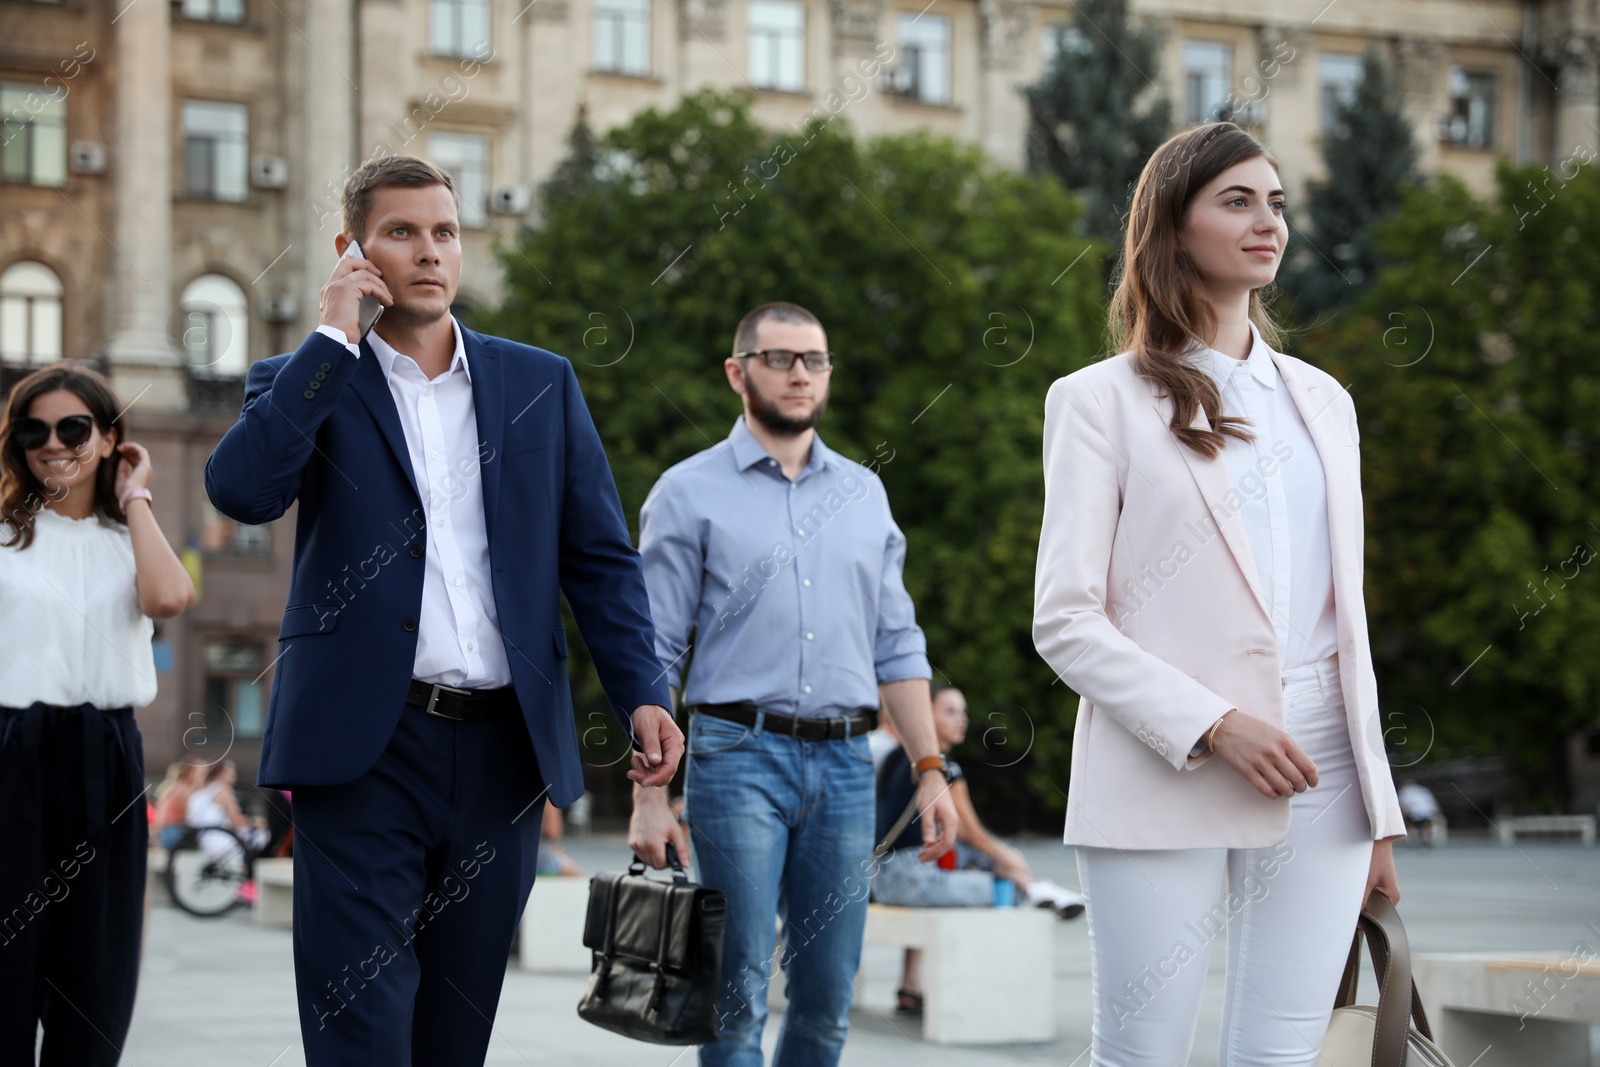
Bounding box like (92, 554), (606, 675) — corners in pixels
(690, 702), (875, 741)
(405, 680), (520, 722)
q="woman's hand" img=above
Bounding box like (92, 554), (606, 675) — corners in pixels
(992, 844), (1033, 885)
(114, 442), (152, 499)
(1365, 839), (1400, 905)
(1209, 710), (1319, 799)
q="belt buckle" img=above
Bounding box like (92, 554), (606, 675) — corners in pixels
(424, 683), (474, 720)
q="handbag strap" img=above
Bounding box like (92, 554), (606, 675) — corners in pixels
(1335, 891), (1434, 1067)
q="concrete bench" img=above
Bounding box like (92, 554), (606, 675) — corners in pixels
(1492, 815), (1596, 845)
(254, 857), (295, 928)
(1412, 952), (1600, 1067)
(147, 847), (171, 906)
(862, 904), (1056, 1044)
(515, 875), (593, 973)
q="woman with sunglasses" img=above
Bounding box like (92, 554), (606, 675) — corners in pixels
(0, 363), (195, 1064)
(1033, 123), (1404, 1065)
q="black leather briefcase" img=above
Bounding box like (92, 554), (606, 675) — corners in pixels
(576, 844), (727, 1045)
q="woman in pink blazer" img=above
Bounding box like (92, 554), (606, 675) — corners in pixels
(1033, 122), (1405, 1066)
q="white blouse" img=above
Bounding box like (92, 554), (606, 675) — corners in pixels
(0, 508), (158, 709)
(1194, 323), (1341, 671)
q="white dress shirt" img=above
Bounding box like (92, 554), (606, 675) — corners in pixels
(315, 320), (512, 689)
(1194, 322), (1339, 671)
(0, 509), (158, 708)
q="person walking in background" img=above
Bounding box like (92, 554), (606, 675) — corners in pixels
(1032, 122), (1405, 1066)
(0, 364), (196, 1064)
(205, 155), (679, 1066)
(629, 301), (958, 1067)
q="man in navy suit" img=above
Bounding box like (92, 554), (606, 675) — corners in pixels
(205, 156), (681, 1066)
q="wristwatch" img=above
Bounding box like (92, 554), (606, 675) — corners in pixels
(119, 487), (153, 509)
(911, 753), (954, 784)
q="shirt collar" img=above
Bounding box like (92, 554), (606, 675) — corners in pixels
(1194, 319), (1277, 392)
(726, 416), (833, 479)
(366, 317), (471, 384)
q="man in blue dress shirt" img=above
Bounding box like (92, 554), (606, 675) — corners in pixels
(629, 302), (958, 1067)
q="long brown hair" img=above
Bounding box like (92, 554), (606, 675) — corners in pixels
(1, 363), (128, 550)
(1108, 122), (1285, 459)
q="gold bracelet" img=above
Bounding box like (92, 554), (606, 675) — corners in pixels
(1205, 713), (1229, 751)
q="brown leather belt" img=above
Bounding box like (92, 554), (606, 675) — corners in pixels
(690, 702), (875, 741)
(405, 680), (520, 722)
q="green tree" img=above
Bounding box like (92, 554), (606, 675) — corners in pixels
(1297, 160), (1600, 806)
(485, 90), (1108, 826)
(1023, 0), (1171, 241)
(1281, 49), (1420, 318)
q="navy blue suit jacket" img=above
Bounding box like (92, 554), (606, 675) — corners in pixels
(204, 328), (669, 806)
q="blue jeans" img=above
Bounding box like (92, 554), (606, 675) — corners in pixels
(684, 712), (876, 1067)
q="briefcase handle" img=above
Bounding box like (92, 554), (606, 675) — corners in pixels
(628, 841), (690, 885)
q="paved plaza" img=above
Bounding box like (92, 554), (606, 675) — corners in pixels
(122, 836), (1600, 1066)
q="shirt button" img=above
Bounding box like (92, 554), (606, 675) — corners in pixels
(431, 451), (440, 460)
(803, 685), (812, 694)
(452, 577), (462, 586)
(805, 632), (814, 640)
(768, 459), (777, 467)
(802, 579), (811, 588)
(795, 528), (804, 537)
(466, 642), (474, 651)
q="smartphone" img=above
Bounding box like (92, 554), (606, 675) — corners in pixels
(341, 240), (385, 340)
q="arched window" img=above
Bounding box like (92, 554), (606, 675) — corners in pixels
(0, 261), (64, 365)
(177, 274), (250, 377)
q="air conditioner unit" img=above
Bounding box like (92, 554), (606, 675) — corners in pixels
(262, 291), (300, 323)
(251, 156), (290, 189)
(69, 141), (107, 175)
(490, 185), (531, 215)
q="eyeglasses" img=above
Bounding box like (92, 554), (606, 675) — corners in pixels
(735, 349), (835, 373)
(12, 414), (96, 451)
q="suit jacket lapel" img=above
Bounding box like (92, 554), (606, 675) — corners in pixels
(1163, 397), (1271, 619)
(1273, 353), (1359, 620)
(464, 329), (505, 541)
(348, 339), (421, 503)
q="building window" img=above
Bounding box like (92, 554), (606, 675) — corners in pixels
(428, 132), (488, 227)
(1318, 54), (1363, 135)
(201, 496), (270, 555)
(1445, 66), (1496, 149)
(203, 642), (265, 740)
(177, 274), (250, 378)
(182, 101), (249, 201)
(0, 261), (63, 365)
(1, 83), (68, 187)
(893, 14), (951, 105)
(749, 0), (804, 92)
(1183, 41), (1232, 124)
(430, 0), (489, 58)
(179, 0), (245, 22)
(593, 0), (650, 76)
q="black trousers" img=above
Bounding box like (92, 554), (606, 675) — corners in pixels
(289, 702), (547, 1067)
(0, 702), (147, 1067)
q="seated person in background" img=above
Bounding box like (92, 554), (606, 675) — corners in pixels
(1397, 780), (1445, 846)
(151, 758), (205, 850)
(873, 684), (1085, 1015)
(536, 803), (582, 876)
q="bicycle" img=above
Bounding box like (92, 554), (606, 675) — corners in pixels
(163, 824), (258, 917)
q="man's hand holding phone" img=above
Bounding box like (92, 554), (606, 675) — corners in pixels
(321, 240), (392, 343)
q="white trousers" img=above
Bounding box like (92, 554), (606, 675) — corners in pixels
(1076, 655), (1374, 1067)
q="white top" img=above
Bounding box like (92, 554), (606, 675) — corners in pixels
(186, 780), (229, 828)
(1193, 322), (1340, 670)
(315, 319), (511, 688)
(0, 508), (157, 708)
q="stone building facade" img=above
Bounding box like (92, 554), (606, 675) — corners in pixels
(1, 0), (1594, 783)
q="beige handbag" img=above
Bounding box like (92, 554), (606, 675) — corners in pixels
(1319, 891), (1455, 1067)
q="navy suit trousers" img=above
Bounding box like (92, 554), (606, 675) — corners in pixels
(289, 702), (547, 1066)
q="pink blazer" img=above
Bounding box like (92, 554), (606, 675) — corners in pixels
(1033, 347), (1405, 850)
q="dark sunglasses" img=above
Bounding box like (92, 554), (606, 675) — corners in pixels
(12, 414), (97, 451)
(735, 349), (836, 372)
